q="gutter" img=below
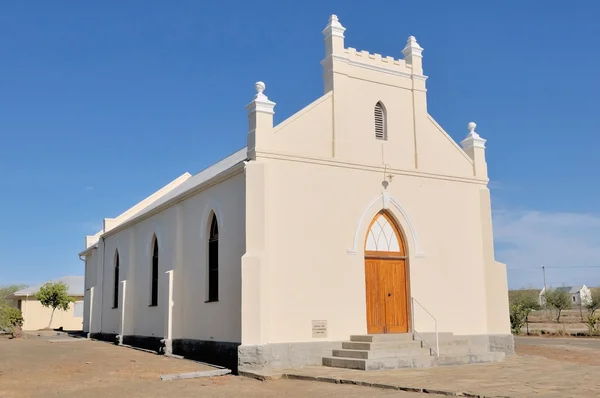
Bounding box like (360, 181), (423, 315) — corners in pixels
(79, 244), (98, 258)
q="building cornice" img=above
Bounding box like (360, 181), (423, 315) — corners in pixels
(254, 151), (488, 186)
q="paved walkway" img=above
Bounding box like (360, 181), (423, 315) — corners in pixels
(278, 354), (600, 397)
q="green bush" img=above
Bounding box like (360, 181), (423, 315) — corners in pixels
(508, 289), (541, 334)
(509, 304), (527, 334)
(585, 314), (600, 333)
(0, 306), (24, 337)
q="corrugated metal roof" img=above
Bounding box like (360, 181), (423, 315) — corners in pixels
(13, 276), (84, 297)
(553, 285), (584, 294)
(110, 147), (247, 230)
(78, 148), (247, 257)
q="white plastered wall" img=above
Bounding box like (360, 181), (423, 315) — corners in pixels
(94, 171), (245, 342)
(244, 159), (492, 344)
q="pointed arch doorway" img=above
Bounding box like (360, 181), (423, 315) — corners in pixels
(364, 211), (410, 334)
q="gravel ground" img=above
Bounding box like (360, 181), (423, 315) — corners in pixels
(0, 335), (425, 398)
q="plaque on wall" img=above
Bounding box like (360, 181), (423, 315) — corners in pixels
(312, 320), (327, 338)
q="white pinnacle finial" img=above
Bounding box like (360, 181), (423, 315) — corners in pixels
(253, 81), (269, 101)
(468, 122), (476, 133)
(461, 121), (486, 149)
(323, 13), (345, 37)
(255, 81), (265, 94)
(247, 81), (276, 115)
(402, 35), (424, 58)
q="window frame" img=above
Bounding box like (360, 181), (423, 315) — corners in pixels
(113, 251), (120, 309)
(206, 214), (219, 303)
(150, 236), (159, 307)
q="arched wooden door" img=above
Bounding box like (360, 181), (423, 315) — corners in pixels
(364, 211), (410, 334)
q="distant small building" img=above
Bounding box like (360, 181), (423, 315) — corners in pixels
(539, 285), (592, 306)
(12, 276), (84, 331)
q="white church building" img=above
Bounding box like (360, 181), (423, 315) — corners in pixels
(80, 15), (512, 372)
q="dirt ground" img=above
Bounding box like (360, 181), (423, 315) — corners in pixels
(0, 335), (426, 398)
(515, 335), (600, 366)
(3, 332), (600, 398)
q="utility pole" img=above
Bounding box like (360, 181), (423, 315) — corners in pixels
(542, 265), (548, 312)
(542, 265), (547, 292)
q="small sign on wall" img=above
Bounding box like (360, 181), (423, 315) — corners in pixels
(312, 320), (327, 338)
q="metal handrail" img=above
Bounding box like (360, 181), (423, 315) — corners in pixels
(411, 297), (439, 357)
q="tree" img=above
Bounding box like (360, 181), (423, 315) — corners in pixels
(0, 284), (27, 307)
(508, 289), (541, 334)
(585, 288), (600, 317)
(35, 282), (74, 329)
(543, 288), (572, 322)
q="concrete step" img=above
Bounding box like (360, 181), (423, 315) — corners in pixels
(349, 333), (414, 343)
(332, 347), (431, 359)
(437, 344), (490, 355)
(416, 337), (472, 347)
(414, 332), (455, 341)
(342, 340), (423, 351)
(323, 355), (436, 371)
(323, 356), (405, 371)
(322, 351), (505, 371)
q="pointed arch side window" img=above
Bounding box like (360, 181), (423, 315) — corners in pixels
(113, 251), (120, 309)
(150, 236), (159, 306)
(374, 102), (387, 140)
(208, 214), (219, 302)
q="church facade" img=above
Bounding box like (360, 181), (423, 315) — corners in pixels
(80, 15), (512, 372)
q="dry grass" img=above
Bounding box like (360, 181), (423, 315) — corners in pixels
(523, 308), (589, 334)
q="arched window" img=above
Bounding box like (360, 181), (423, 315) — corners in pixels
(374, 102), (387, 140)
(365, 211), (405, 255)
(113, 251), (120, 309)
(208, 214), (219, 302)
(150, 236), (159, 306)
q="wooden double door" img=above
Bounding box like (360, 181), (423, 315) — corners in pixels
(365, 257), (408, 333)
(364, 211), (409, 334)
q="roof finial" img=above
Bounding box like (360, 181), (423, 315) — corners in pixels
(255, 81), (265, 94)
(323, 13), (345, 38)
(468, 122), (477, 134)
(461, 121), (486, 149)
(253, 81), (270, 102)
(247, 80), (276, 114)
(402, 35), (424, 58)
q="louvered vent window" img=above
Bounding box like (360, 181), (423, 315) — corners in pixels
(374, 102), (387, 140)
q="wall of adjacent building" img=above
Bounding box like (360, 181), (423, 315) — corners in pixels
(19, 296), (84, 331)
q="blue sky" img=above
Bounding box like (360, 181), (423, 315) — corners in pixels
(1, 1), (599, 289)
